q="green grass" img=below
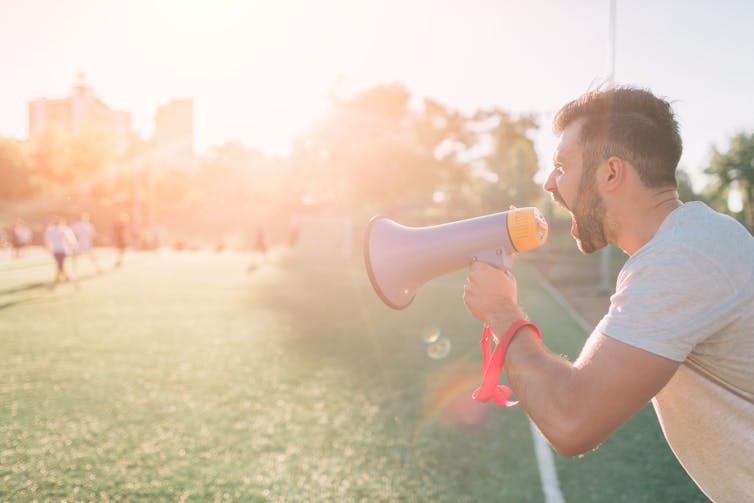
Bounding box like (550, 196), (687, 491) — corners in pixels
(0, 250), (706, 502)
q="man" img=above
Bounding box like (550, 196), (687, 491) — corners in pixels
(44, 216), (78, 287)
(11, 218), (32, 258)
(112, 212), (130, 267)
(71, 212), (100, 273)
(463, 87), (753, 502)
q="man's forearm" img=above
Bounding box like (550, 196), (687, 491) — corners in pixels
(499, 325), (597, 456)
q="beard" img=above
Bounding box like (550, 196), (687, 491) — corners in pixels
(553, 178), (608, 254)
(572, 183), (608, 253)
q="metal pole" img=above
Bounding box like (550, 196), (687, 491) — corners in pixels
(608, 0), (616, 82)
(600, 0), (616, 293)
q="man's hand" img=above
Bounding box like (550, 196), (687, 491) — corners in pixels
(463, 264), (682, 457)
(463, 261), (526, 329)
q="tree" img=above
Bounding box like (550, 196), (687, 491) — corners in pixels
(315, 84), (428, 210)
(705, 131), (754, 232)
(0, 138), (33, 199)
(472, 109), (541, 213)
(28, 127), (71, 191)
(27, 125), (118, 195)
(675, 168), (699, 202)
(293, 84), (419, 211)
(294, 85), (480, 216)
(292, 85), (543, 218)
(67, 125), (118, 180)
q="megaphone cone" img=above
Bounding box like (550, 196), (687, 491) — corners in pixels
(364, 207), (548, 309)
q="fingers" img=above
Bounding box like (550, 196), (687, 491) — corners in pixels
(462, 283), (478, 302)
(469, 261), (494, 273)
(465, 264), (513, 296)
(468, 261), (515, 284)
(468, 261), (497, 281)
(470, 261), (512, 275)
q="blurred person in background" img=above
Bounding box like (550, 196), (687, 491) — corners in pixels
(11, 218), (32, 258)
(463, 86), (754, 502)
(44, 216), (78, 287)
(112, 212), (130, 267)
(288, 219), (300, 248)
(71, 212), (100, 273)
(255, 227), (267, 255)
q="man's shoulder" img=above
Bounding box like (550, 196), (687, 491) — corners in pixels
(633, 202), (754, 271)
(671, 202), (752, 242)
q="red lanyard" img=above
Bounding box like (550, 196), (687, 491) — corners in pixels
(472, 320), (541, 408)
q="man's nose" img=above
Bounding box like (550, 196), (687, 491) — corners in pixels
(543, 169), (557, 193)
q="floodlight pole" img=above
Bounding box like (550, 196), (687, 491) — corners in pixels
(608, 0), (616, 82)
(600, 0), (616, 293)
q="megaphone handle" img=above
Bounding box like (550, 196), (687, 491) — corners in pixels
(472, 249), (513, 270)
(472, 320), (542, 408)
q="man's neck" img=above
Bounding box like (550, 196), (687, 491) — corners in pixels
(614, 188), (682, 255)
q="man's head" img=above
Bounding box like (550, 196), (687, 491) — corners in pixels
(544, 86), (683, 253)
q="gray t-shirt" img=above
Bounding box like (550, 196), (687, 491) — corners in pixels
(595, 201), (754, 502)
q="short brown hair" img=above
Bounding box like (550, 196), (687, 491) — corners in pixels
(553, 86), (682, 188)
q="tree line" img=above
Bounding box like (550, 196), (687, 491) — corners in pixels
(1, 84), (752, 235)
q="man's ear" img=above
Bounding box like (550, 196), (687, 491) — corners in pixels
(601, 156), (625, 191)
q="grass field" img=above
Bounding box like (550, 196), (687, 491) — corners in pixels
(0, 248), (706, 502)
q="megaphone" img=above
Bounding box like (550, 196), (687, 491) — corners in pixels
(364, 207), (548, 309)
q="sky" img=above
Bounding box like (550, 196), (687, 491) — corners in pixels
(1, 0), (754, 190)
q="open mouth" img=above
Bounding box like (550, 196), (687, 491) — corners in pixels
(551, 193), (569, 211)
(571, 214), (578, 237)
(550, 192), (579, 237)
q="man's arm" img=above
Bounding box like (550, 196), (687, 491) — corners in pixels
(464, 262), (680, 456)
(501, 326), (679, 456)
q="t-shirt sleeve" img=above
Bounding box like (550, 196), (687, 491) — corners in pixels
(66, 228), (78, 245)
(596, 246), (736, 362)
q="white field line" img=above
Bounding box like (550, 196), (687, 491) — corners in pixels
(529, 419), (565, 503)
(524, 263), (593, 334)
(522, 262), (597, 503)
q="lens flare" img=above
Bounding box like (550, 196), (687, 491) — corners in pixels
(420, 362), (491, 429)
(421, 327), (442, 344)
(427, 338), (451, 360)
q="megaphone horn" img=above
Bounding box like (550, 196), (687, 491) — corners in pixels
(364, 207), (548, 309)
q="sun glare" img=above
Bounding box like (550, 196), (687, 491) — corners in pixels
(105, 1), (340, 153)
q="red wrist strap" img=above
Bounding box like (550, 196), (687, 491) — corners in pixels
(472, 319), (541, 408)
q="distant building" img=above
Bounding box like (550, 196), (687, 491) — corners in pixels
(27, 74), (132, 155)
(154, 98), (194, 165)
